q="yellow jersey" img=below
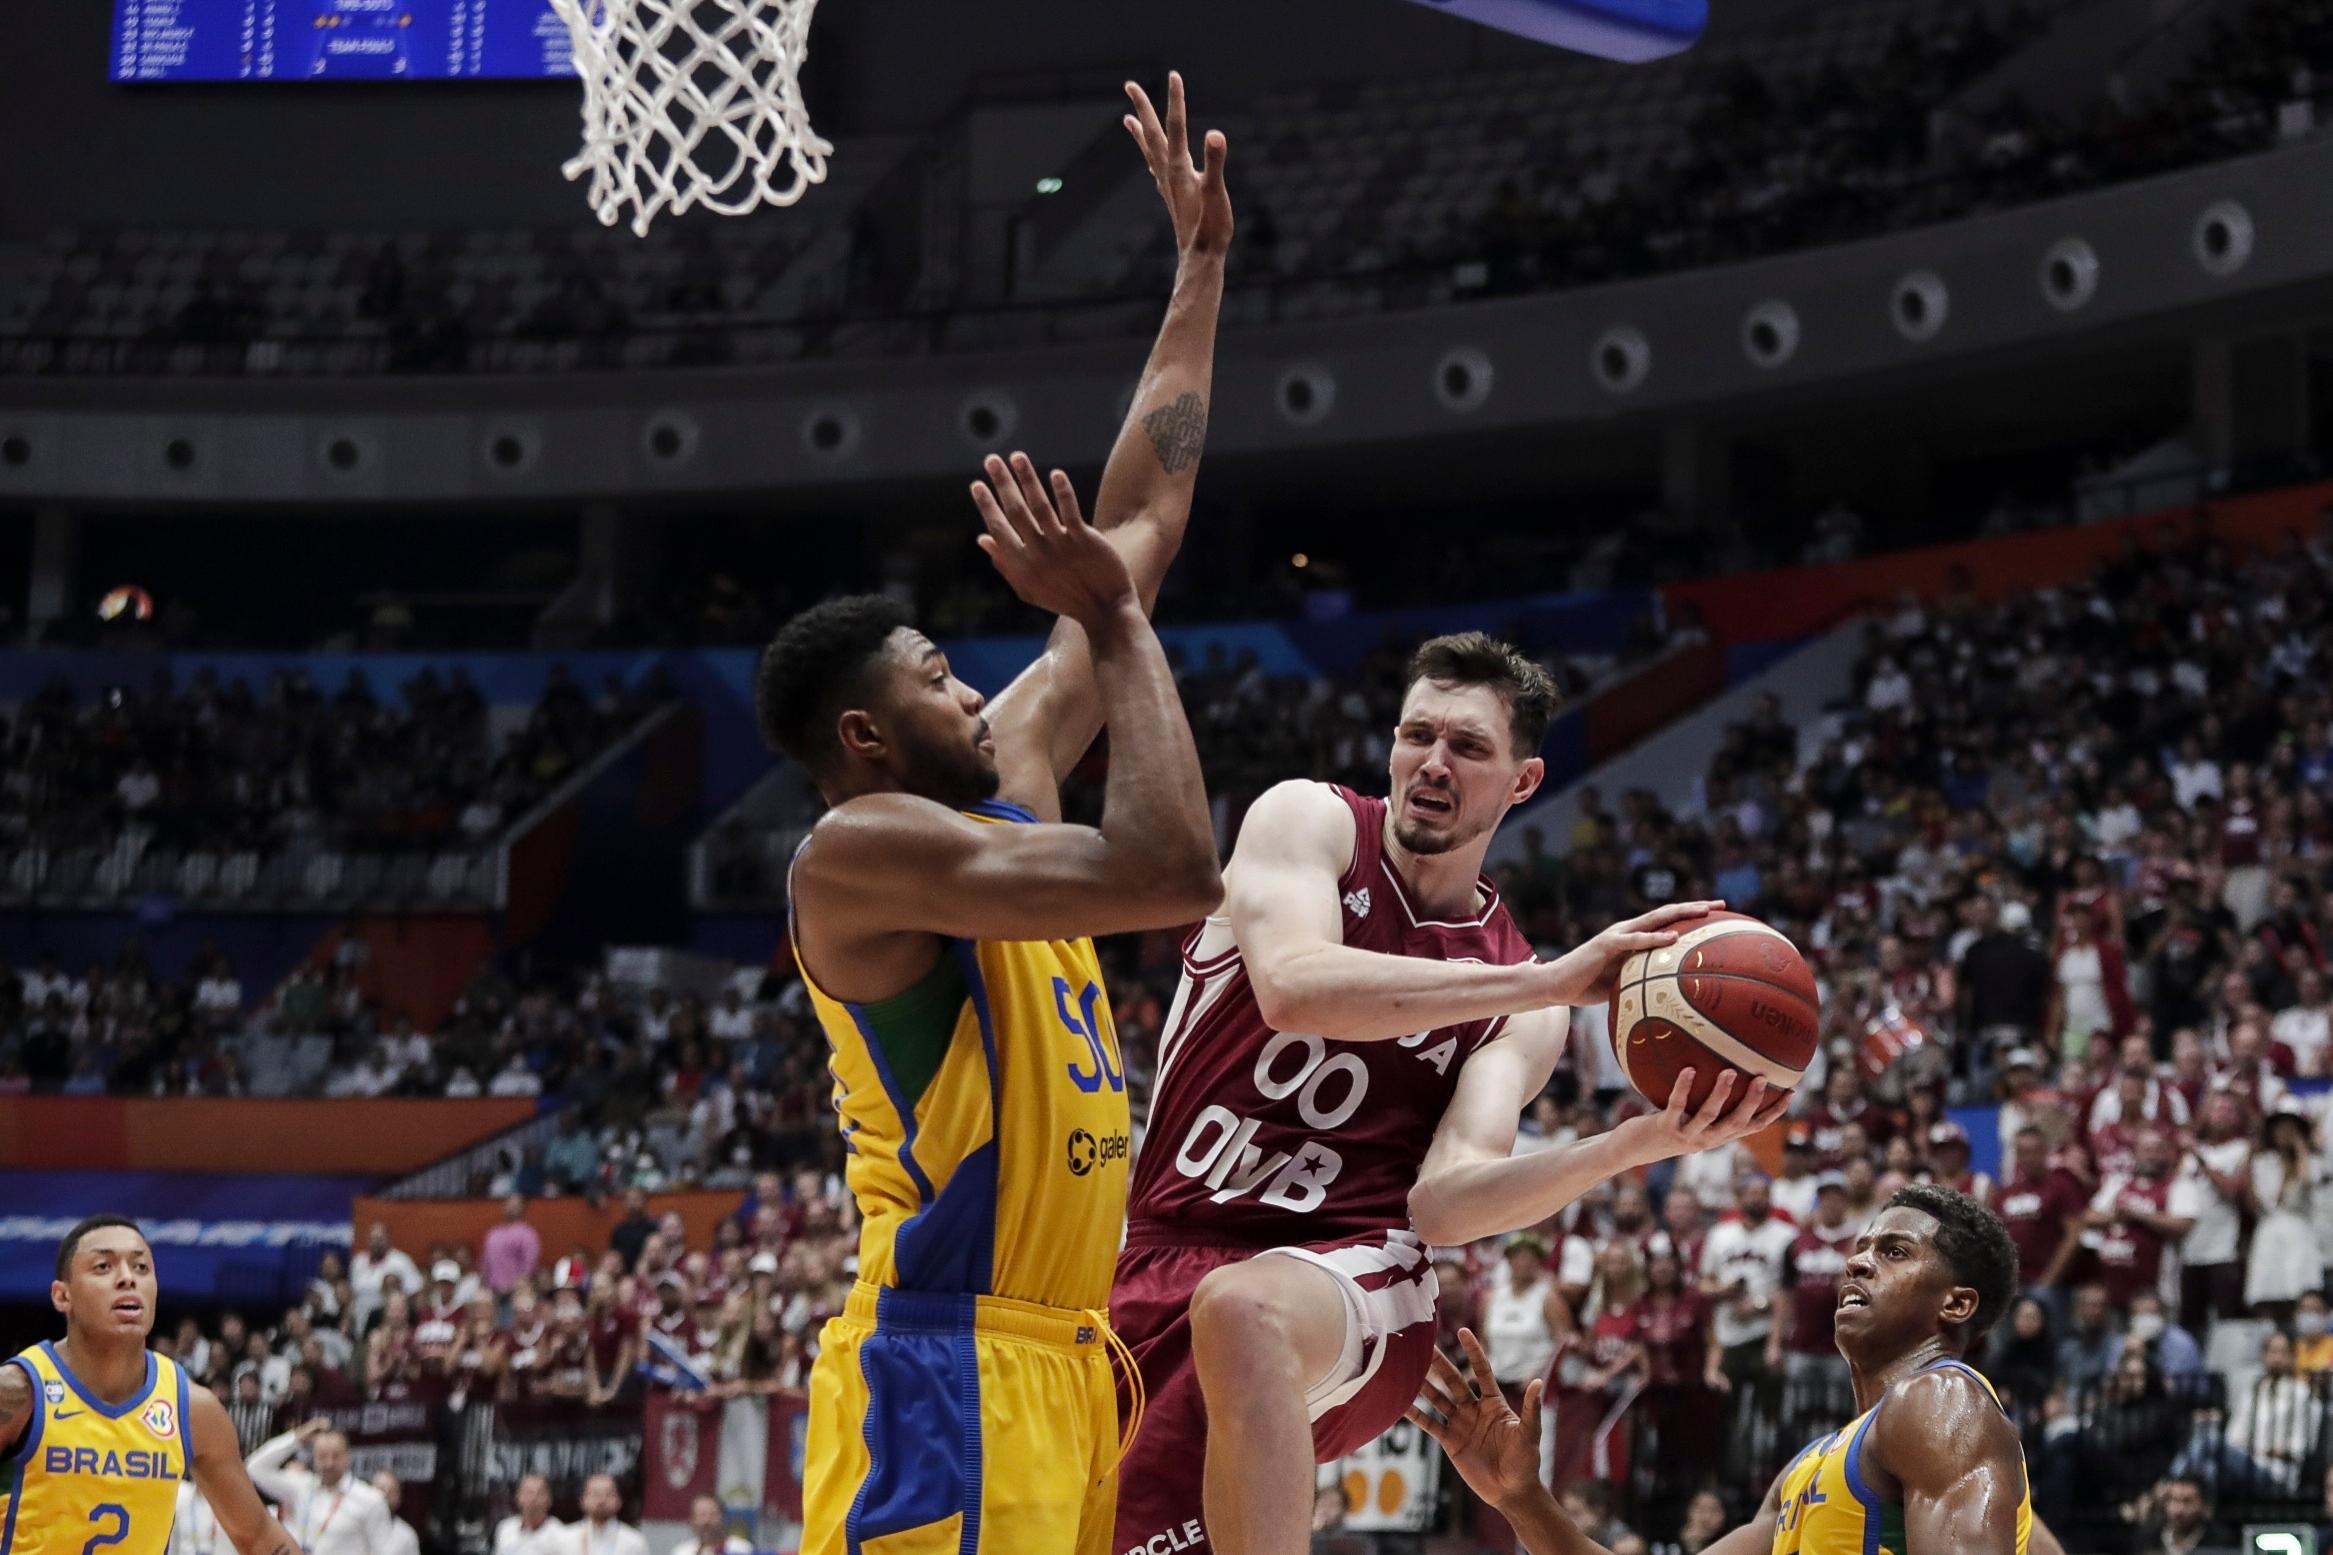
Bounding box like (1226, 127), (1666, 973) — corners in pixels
(1770, 1360), (2030, 1555)
(1, 1343), (192, 1555)
(792, 798), (1132, 1313)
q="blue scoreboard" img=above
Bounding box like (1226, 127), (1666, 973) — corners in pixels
(110, 0), (580, 81)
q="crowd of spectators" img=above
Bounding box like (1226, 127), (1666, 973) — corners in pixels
(30, 493), (2333, 1551)
(175, 1170), (857, 1454)
(0, 662), (663, 860)
(16, 0), (2328, 382)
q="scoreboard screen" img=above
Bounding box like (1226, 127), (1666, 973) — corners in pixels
(111, 0), (579, 81)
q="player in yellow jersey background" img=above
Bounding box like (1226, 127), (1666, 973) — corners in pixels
(1411, 1184), (2073, 1555)
(757, 73), (1236, 1555)
(0, 1216), (305, 1555)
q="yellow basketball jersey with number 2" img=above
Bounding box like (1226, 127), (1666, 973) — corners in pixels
(1770, 1360), (2030, 1555)
(1, 1343), (191, 1555)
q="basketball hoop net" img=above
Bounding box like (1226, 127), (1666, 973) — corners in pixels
(550, 0), (832, 236)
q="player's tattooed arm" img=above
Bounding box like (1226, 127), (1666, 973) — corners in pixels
(980, 72), (1230, 810)
(0, 1362), (29, 1455)
(188, 1385), (306, 1555)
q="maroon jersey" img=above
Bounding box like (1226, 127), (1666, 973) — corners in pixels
(2092, 1172), (2175, 1306)
(1633, 1292), (1707, 1385)
(1587, 1305), (1641, 1373)
(1799, 1101), (1890, 1167)
(1128, 784), (1535, 1243)
(1997, 1168), (2085, 1280)
(1783, 1222), (1855, 1356)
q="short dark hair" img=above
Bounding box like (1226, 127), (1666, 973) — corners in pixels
(1405, 632), (1561, 758)
(754, 595), (915, 773)
(56, 1215), (145, 1281)
(1887, 1182), (2018, 1340)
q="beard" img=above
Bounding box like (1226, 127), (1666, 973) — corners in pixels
(1391, 805), (1492, 857)
(896, 722), (1000, 812)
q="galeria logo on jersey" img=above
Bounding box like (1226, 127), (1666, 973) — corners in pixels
(142, 1399), (177, 1439)
(1066, 1128), (1129, 1177)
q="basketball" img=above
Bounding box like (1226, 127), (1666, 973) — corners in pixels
(1609, 910), (1819, 1111)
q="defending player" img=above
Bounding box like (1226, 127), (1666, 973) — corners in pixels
(1411, 1184), (2068, 1555)
(773, 73), (1233, 1555)
(0, 1216), (308, 1555)
(1111, 632), (1790, 1555)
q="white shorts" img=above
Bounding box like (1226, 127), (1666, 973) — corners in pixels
(1253, 1227), (1439, 1419)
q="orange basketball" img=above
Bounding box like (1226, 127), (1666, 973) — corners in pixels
(1609, 909), (1818, 1111)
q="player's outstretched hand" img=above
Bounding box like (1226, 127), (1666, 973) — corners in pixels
(971, 452), (1139, 628)
(1537, 900), (1724, 1008)
(1125, 72), (1232, 259)
(1405, 1329), (1542, 1510)
(1616, 1066), (1795, 1164)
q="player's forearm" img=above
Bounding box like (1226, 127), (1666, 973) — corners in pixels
(1410, 1127), (1650, 1246)
(1495, 1484), (1616, 1555)
(1255, 941), (1557, 1041)
(1091, 252), (1225, 604)
(1088, 601), (1222, 911)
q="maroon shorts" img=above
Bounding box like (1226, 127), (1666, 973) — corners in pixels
(1109, 1224), (1439, 1555)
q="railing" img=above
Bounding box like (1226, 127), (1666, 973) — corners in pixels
(376, 1104), (568, 1201)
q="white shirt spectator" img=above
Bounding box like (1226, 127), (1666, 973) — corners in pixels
(1673, 1140), (1745, 1212)
(169, 1482), (225, 1555)
(669, 1538), (752, 1555)
(708, 999), (756, 1042)
(459, 799), (504, 840)
(1864, 660), (1912, 715)
(2275, 1002), (2332, 1077)
(326, 1058), (393, 1100)
(193, 975), (243, 1016)
(572, 1520), (650, 1555)
(2170, 1138), (2253, 1266)
(351, 1245), (424, 1329)
(489, 1058), (542, 1097)
(380, 1518), (421, 1555)
(1702, 1214), (1797, 1349)
(245, 1434), (395, 1555)
(2170, 754), (2224, 810)
(117, 767), (161, 813)
(444, 1067), (483, 1098)
(2086, 1080), (2192, 1136)
(2226, 1372), (2322, 1486)
(495, 1517), (571, 1555)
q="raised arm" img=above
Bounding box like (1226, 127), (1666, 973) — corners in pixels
(189, 1386), (307, 1555)
(984, 71), (1230, 813)
(795, 470), (1219, 949)
(243, 1422), (315, 1504)
(1409, 1330), (1782, 1555)
(1867, 1368), (2028, 1555)
(1230, 780), (1712, 1040)
(1413, 1031), (1788, 1244)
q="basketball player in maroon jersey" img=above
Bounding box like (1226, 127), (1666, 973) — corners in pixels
(1110, 633), (1791, 1555)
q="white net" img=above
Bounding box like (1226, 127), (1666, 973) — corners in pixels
(551, 0), (832, 236)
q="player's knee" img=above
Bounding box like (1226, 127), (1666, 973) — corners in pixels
(1188, 1264), (1308, 1381)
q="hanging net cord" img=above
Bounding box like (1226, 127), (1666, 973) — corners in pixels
(552, 0), (833, 235)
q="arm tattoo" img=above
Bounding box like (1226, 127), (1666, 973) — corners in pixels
(1142, 392), (1208, 476)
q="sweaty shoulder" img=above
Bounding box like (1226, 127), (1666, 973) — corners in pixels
(1869, 1363), (2016, 1481)
(1230, 780), (1357, 874)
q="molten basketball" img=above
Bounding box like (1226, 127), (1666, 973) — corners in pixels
(1609, 910), (1818, 1111)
